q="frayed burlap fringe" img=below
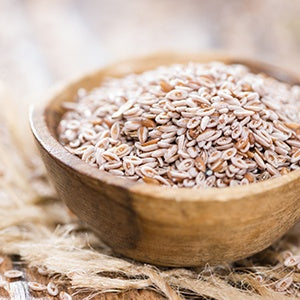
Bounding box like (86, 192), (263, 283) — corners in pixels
(0, 89), (300, 299)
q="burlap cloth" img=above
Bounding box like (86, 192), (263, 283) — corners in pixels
(0, 85), (300, 299)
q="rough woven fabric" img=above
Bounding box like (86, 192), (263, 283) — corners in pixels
(0, 88), (300, 299)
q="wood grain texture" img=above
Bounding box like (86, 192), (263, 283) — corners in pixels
(30, 53), (300, 267)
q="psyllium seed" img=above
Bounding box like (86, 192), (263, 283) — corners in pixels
(4, 270), (23, 279)
(58, 62), (300, 188)
(47, 282), (59, 296)
(28, 281), (46, 292)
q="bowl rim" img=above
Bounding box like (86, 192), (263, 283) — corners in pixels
(29, 52), (300, 203)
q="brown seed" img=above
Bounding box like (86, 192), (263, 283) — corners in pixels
(284, 122), (300, 131)
(279, 167), (289, 175)
(188, 128), (200, 139)
(195, 157), (206, 172)
(248, 132), (255, 145)
(141, 118), (156, 128)
(211, 160), (227, 173)
(246, 151), (255, 158)
(141, 138), (159, 147)
(235, 137), (249, 150)
(142, 176), (160, 185)
(90, 119), (103, 126)
(244, 173), (254, 183)
(159, 80), (173, 92)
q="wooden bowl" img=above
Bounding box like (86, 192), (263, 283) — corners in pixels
(30, 53), (300, 267)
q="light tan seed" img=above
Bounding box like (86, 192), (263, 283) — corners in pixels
(4, 270), (23, 279)
(264, 150), (278, 167)
(112, 100), (134, 118)
(196, 129), (215, 142)
(235, 137), (249, 151)
(140, 144), (159, 152)
(169, 170), (190, 179)
(154, 175), (171, 186)
(47, 282), (59, 296)
(109, 169), (124, 176)
(207, 151), (221, 163)
(187, 118), (200, 129)
(275, 276), (293, 292)
(166, 89), (188, 100)
(114, 144), (131, 157)
(253, 153), (266, 169)
(287, 139), (300, 148)
(123, 160), (135, 176)
(102, 151), (120, 161)
(291, 149), (300, 163)
(140, 166), (158, 177)
(37, 266), (48, 276)
(59, 291), (72, 300)
(284, 255), (300, 267)
(266, 163), (279, 176)
(222, 148), (237, 160)
(110, 122), (120, 140)
(28, 282), (46, 292)
(231, 157), (248, 169)
(0, 257), (3, 265)
(196, 107), (216, 117)
(216, 136), (232, 145)
(124, 120), (141, 131)
(233, 108), (255, 117)
(104, 161), (122, 170)
(178, 159), (194, 171)
(151, 149), (166, 158)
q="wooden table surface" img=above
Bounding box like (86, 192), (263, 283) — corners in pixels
(0, 255), (164, 299)
(0, 0), (300, 299)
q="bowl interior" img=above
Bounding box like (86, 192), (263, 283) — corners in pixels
(42, 52), (300, 201)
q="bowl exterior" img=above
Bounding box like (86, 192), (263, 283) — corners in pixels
(33, 132), (300, 266)
(30, 53), (300, 266)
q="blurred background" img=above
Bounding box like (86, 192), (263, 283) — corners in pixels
(0, 0), (300, 113)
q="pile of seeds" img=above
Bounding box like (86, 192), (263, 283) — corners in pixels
(58, 62), (300, 188)
(0, 256), (70, 298)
